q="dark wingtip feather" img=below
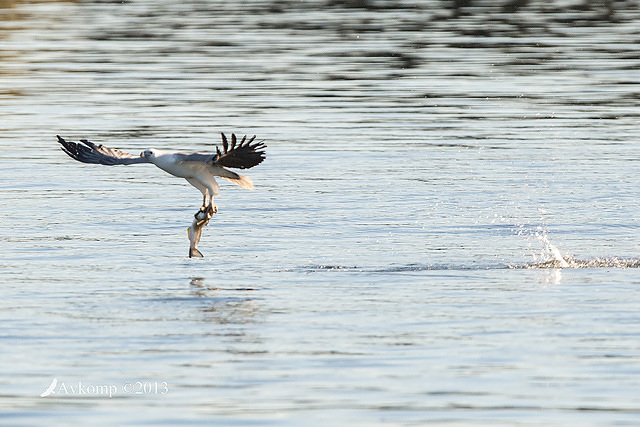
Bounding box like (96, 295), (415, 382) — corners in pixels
(79, 139), (100, 150)
(221, 132), (229, 153)
(214, 133), (267, 169)
(57, 134), (142, 166)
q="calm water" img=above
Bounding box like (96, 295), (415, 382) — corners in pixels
(2, 0), (640, 424)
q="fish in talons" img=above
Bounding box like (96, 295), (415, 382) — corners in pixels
(56, 132), (266, 258)
(188, 204), (217, 258)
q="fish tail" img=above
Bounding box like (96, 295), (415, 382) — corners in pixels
(189, 247), (204, 258)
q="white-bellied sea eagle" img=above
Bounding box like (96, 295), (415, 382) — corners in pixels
(57, 133), (266, 213)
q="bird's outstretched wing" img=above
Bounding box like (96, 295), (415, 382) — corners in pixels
(214, 133), (266, 169)
(57, 135), (149, 165)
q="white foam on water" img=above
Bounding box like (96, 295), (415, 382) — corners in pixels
(516, 227), (640, 269)
(537, 232), (571, 268)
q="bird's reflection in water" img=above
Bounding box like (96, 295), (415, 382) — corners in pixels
(189, 277), (218, 296)
(189, 277), (262, 325)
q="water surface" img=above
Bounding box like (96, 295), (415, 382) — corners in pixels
(1, 0), (640, 424)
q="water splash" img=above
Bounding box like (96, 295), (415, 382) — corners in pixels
(293, 227), (640, 272)
(523, 256), (640, 269)
(513, 224), (571, 268)
(535, 229), (573, 268)
(516, 226), (640, 269)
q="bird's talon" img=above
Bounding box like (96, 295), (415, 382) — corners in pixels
(204, 204), (217, 215)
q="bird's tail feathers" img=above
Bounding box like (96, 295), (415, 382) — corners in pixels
(218, 169), (254, 190)
(223, 173), (254, 190)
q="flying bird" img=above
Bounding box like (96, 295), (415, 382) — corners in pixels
(57, 133), (266, 213)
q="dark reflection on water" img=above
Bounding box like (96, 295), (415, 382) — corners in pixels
(188, 277), (264, 326)
(2, 0), (638, 146)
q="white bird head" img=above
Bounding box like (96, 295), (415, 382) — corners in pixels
(141, 149), (156, 159)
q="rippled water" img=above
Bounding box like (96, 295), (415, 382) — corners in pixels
(2, 0), (640, 424)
